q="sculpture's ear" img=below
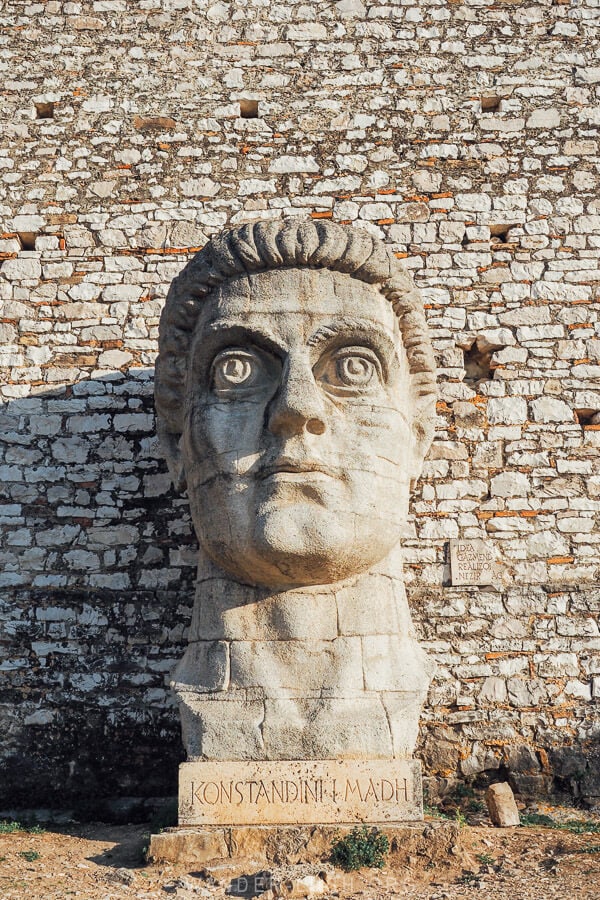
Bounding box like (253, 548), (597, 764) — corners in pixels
(410, 417), (435, 491)
(158, 425), (187, 492)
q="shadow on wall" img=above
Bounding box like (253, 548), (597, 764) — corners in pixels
(0, 369), (194, 813)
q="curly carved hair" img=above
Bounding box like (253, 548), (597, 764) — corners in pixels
(155, 218), (437, 448)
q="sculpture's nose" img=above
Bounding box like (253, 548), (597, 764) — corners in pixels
(267, 356), (326, 437)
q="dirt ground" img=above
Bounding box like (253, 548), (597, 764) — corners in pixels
(2, 813), (600, 899)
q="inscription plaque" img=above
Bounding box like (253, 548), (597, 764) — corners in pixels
(179, 759), (423, 826)
(450, 539), (498, 586)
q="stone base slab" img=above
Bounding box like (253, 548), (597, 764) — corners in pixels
(148, 820), (461, 868)
(179, 758), (422, 826)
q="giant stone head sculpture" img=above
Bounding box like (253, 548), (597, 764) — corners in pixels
(156, 219), (437, 591)
(156, 219), (437, 762)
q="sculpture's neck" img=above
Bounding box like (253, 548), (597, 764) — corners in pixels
(189, 543), (413, 642)
(176, 542), (432, 760)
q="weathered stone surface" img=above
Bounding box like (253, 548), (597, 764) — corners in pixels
(179, 696), (266, 760)
(156, 221), (436, 765)
(149, 827), (228, 864)
(260, 698), (395, 760)
(149, 819), (460, 867)
(485, 782), (520, 827)
(265, 872), (332, 898)
(179, 759), (423, 826)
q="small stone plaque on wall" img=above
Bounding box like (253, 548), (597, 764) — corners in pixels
(179, 759), (423, 826)
(449, 539), (497, 586)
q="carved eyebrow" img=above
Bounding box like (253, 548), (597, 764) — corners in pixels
(200, 319), (284, 353)
(205, 318), (279, 340)
(307, 318), (397, 349)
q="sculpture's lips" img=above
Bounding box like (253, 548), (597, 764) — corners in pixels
(259, 458), (336, 480)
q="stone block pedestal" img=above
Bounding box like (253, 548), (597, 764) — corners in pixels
(148, 758), (458, 870)
(148, 820), (461, 868)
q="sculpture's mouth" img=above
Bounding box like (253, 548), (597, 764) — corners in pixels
(259, 458), (336, 480)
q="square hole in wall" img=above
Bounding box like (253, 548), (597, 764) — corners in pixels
(17, 232), (37, 250)
(489, 223), (518, 244)
(463, 340), (493, 385)
(481, 95), (501, 113)
(239, 99), (259, 119)
(575, 408), (600, 426)
(35, 101), (55, 119)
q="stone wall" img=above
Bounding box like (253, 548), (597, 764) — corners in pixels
(1, 0), (599, 812)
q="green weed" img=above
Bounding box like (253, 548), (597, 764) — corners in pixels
(520, 812), (556, 827)
(18, 850), (40, 862)
(451, 783), (476, 800)
(575, 845), (600, 855)
(561, 819), (600, 835)
(0, 821), (45, 835)
(330, 825), (390, 871)
(520, 812), (600, 834)
(424, 804), (450, 820)
(454, 809), (468, 828)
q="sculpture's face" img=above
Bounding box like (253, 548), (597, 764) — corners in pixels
(182, 267), (417, 588)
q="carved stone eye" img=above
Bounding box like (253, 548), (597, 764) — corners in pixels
(212, 351), (256, 391)
(315, 347), (382, 394)
(337, 354), (375, 387)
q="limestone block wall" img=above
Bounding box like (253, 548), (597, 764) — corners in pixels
(1, 0), (599, 810)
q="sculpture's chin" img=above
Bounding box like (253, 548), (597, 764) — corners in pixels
(201, 502), (402, 590)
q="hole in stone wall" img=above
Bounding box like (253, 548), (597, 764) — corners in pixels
(481, 95), (501, 112)
(575, 408), (600, 427)
(35, 101), (55, 119)
(489, 223), (518, 245)
(239, 99), (259, 119)
(463, 340), (493, 386)
(17, 232), (37, 250)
